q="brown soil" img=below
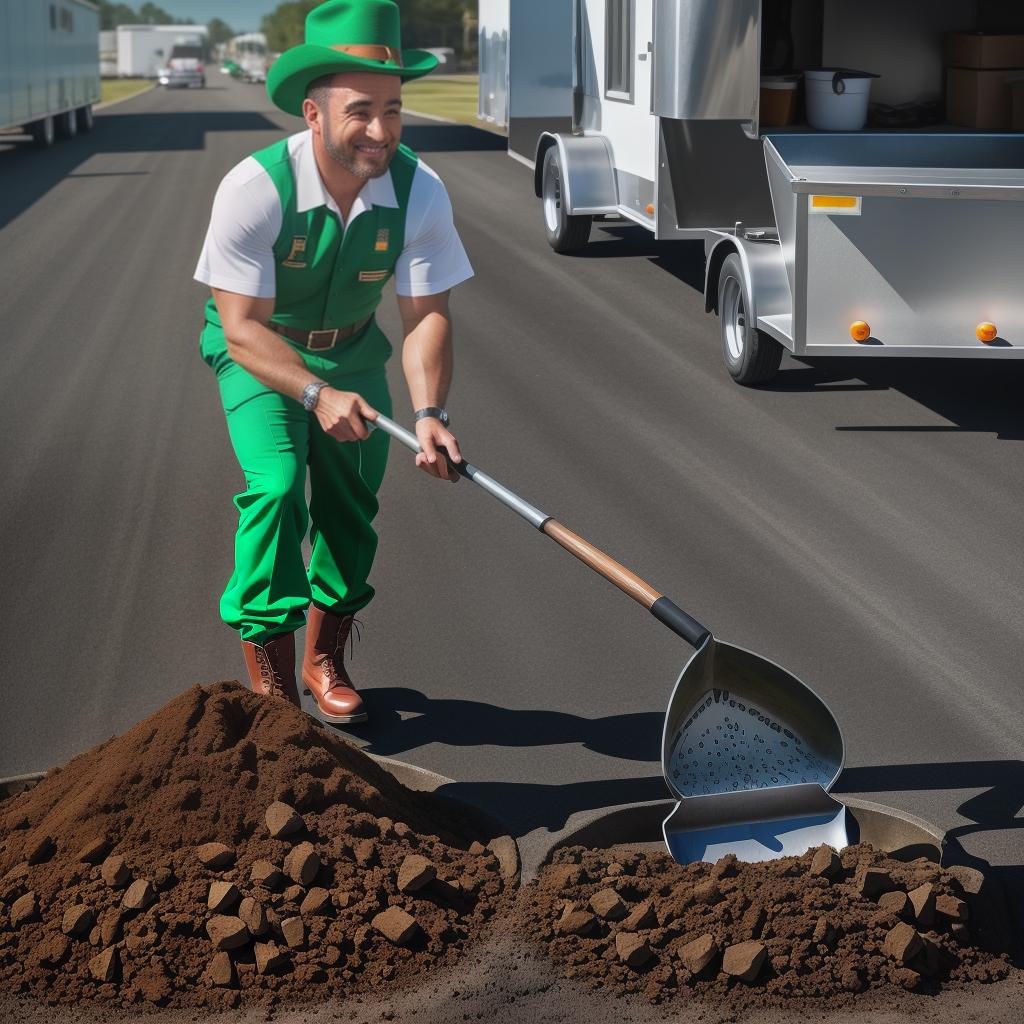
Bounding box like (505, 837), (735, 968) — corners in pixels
(522, 843), (1016, 1008)
(0, 682), (510, 1011)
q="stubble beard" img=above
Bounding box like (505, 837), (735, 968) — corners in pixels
(322, 128), (395, 180)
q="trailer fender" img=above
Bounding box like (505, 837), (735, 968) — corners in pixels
(704, 234), (790, 325)
(533, 132), (618, 214)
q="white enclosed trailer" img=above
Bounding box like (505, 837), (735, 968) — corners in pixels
(510, 0), (1024, 383)
(116, 24), (208, 79)
(0, 0), (100, 147)
(477, 0), (573, 158)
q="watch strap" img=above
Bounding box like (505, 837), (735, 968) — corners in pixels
(414, 406), (449, 426)
(302, 381), (328, 412)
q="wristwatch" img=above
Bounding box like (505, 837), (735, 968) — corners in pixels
(414, 406), (450, 427)
(302, 381), (328, 412)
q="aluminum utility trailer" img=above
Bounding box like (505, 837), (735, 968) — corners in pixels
(525, 0), (1024, 384)
(711, 133), (1024, 382)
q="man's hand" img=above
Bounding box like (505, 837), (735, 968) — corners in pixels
(414, 417), (462, 483)
(315, 388), (378, 441)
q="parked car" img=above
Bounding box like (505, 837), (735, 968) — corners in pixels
(163, 44), (205, 88)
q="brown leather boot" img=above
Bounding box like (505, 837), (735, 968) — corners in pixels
(241, 634), (300, 708)
(302, 606), (368, 724)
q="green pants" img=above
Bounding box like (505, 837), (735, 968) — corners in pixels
(201, 321), (392, 644)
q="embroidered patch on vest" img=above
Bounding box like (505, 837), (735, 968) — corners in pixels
(374, 228), (389, 252)
(358, 270), (389, 282)
(282, 236), (308, 268)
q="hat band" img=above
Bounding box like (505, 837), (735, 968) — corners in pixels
(330, 44), (404, 67)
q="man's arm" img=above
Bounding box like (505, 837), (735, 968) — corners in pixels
(398, 290), (462, 482)
(213, 288), (378, 442)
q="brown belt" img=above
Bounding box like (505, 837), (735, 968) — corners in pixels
(271, 315), (372, 351)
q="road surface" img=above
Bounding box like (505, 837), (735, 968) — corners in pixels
(1, 79), (1021, 908)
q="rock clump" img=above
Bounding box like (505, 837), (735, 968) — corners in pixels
(523, 842), (1015, 1007)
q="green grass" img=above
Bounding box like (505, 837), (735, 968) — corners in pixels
(402, 75), (501, 133)
(100, 79), (153, 105)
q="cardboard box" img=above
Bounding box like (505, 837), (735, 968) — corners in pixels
(946, 67), (1021, 129)
(945, 32), (1024, 69)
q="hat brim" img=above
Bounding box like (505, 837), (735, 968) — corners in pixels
(267, 45), (438, 116)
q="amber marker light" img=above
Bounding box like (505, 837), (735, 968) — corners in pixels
(645, 203), (655, 215)
(977, 322), (998, 343)
(850, 321), (872, 342)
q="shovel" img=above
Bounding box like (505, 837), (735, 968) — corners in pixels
(368, 414), (848, 863)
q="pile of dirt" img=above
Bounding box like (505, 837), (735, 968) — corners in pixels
(522, 842), (1016, 1007)
(0, 682), (512, 1010)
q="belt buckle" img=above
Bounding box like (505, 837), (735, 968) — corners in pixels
(307, 328), (339, 351)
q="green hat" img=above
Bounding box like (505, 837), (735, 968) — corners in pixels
(267, 0), (438, 116)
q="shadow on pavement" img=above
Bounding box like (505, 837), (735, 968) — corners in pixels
(571, 223), (707, 292)
(837, 759), (1024, 850)
(435, 775), (670, 837)
(401, 123), (506, 153)
(0, 110), (281, 231)
(762, 358), (1024, 441)
(350, 686), (662, 763)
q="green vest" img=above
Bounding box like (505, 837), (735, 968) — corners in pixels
(203, 137), (419, 376)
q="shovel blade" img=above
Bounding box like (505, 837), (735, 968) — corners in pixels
(662, 637), (844, 800)
(662, 783), (850, 864)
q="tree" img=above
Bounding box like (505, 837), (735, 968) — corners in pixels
(98, 1), (182, 29)
(260, 0), (477, 57)
(99, 2), (141, 29)
(206, 18), (235, 47)
(262, 1), (318, 53)
(138, 3), (178, 25)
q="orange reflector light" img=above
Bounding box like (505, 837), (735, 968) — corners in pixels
(812, 195), (858, 208)
(977, 322), (998, 343)
(850, 321), (871, 342)
(810, 195), (862, 216)
(645, 203), (654, 215)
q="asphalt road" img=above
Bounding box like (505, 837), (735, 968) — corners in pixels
(1, 77), (1022, 902)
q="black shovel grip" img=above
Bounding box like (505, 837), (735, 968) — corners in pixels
(651, 597), (711, 649)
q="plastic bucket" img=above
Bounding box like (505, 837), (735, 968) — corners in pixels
(760, 75), (800, 126)
(805, 68), (878, 130)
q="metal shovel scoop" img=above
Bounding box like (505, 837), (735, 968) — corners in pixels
(369, 415), (847, 863)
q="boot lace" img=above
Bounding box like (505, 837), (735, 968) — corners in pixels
(256, 645), (286, 698)
(323, 616), (362, 690)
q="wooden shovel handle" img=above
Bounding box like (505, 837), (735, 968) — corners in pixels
(542, 520), (662, 609)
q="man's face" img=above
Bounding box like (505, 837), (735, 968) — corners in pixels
(307, 72), (402, 180)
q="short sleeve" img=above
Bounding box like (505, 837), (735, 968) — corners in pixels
(194, 159), (282, 298)
(394, 165), (474, 297)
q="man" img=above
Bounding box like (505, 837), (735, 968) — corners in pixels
(195, 0), (472, 724)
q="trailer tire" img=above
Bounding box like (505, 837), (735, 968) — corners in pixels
(76, 105), (94, 133)
(718, 254), (783, 385)
(30, 115), (55, 148)
(541, 147), (591, 254)
(55, 108), (77, 140)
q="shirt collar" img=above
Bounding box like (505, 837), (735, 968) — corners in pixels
(293, 129), (398, 222)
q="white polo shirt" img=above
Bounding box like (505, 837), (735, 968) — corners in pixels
(195, 130), (473, 299)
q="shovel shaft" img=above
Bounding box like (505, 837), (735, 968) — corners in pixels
(368, 414), (711, 648)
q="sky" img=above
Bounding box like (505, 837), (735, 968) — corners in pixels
(155, 2), (283, 33)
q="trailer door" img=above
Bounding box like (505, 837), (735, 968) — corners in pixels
(599, 0), (656, 182)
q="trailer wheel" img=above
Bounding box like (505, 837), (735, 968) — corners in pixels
(541, 147), (591, 253)
(718, 254), (783, 385)
(55, 108), (78, 140)
(76, 105), (94, 133)
(30, 115), (55, 149)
